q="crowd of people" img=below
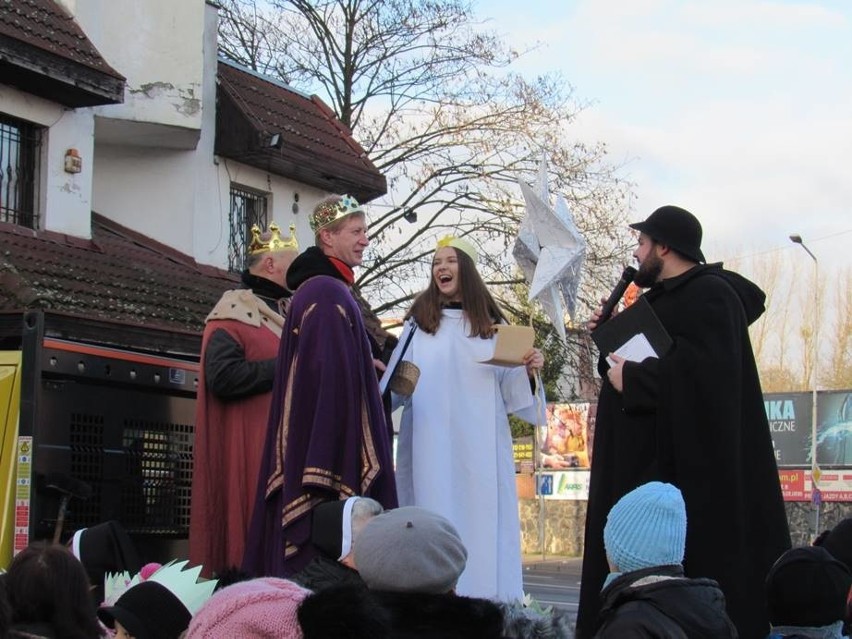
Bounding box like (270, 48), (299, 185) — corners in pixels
(2, 198), (850, 638)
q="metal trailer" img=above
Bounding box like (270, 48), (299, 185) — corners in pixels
(0, 310), (201, 564)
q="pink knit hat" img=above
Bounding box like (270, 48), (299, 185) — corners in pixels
(184, 577), (310, 638)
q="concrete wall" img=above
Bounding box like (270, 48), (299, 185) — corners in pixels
(517, 481), (850, 557)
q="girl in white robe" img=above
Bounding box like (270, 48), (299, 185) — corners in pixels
(389, 236), (544, 602)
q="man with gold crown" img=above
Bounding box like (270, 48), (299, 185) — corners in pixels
(189, 222), (299, 577)
(243, 195), (398, 578)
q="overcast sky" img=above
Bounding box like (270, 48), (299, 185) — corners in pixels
(484, 0), (851, 276)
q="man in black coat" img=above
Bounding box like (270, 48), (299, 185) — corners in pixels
(575, 205), (791, 639)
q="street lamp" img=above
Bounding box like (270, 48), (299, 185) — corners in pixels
(789, 234), (820, 533)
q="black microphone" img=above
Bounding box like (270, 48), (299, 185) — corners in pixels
(594, 266), (637, 327)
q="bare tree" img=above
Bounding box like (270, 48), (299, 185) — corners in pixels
(218, 0), (289, 75)
(729, 249), (801, 391)
(729, 249), (850, 393)
(218, 0), (634, 327)
(823, 267), (852, 390)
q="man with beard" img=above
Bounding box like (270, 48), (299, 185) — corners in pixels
(575, 205), (790, 639)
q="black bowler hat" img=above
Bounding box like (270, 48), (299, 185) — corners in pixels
(629, 205), (705, 264)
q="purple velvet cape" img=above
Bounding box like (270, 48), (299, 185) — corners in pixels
(242, 276), (398, 577)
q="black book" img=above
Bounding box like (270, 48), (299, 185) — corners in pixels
(591, 295), (672, 363)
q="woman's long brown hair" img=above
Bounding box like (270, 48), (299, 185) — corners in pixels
(406, 247), (507, 337)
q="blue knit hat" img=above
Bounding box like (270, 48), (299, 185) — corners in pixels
(604, 482), (686, 574)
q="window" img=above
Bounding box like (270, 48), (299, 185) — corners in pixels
(228, 184), (268, 272)
(0, 114), (42, 228)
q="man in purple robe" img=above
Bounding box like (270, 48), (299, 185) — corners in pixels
(243, 195), (398, 577)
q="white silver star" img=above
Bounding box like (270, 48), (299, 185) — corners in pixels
(513, 160), (586, 341)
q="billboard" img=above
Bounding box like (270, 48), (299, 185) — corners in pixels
(766, 391), (852, 468)
(779, 468), (852, 502)
(519, 391), (852, 501)
(765, 392), (812, 467)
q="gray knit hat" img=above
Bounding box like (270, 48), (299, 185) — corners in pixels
(604, 481), (687, 574)
(353, 506), (468, 594)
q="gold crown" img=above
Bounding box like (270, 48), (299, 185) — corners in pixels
(310, 194), (364, 232)
(248, 222), (299, 255)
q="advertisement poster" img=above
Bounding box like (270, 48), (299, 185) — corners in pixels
(766, 391), (852, 468)
(817, 392), (852, 466)
(779, 468), (852, 502)
(765, 392), (811, 467)
(537, 469), (591, 500)
(512, 436), (534, 473)
(539, 403), (592, 470)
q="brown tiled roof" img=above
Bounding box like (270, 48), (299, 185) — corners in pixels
(0, 0), (124, 106)
(0, 214), (238, 334)
(216, 60), (387, 202)
(0, 0), (123, 78)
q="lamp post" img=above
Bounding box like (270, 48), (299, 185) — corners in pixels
(789, 234), (820, 533)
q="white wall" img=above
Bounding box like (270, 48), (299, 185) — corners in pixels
(0, 85), (94, 238)
(204, 158), (328, 268)
(72, 0), (206, 138)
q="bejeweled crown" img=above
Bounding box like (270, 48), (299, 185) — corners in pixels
(310, 194), (364, 232)
(248, 222), (299, 255)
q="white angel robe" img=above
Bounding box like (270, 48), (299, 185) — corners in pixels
(392, 309), (542, 601)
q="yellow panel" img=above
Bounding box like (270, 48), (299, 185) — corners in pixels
(0, 352), (23, 569)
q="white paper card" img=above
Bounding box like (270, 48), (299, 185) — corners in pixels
(606, 333), (658, 367)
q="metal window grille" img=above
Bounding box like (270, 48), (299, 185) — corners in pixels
(0, 114), (42, 228)
(228, 184), (268, 272)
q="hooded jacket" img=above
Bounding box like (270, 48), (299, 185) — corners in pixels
(594, 565), (737, 638)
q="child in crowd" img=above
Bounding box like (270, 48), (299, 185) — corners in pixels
(766, 545), (852, 639)
(815, 517), (852, 636)
(97, 561), (216, 639)
(186, 577), (310, 638)
(594, 481), (737, 638)
(2, 541), (103, 639)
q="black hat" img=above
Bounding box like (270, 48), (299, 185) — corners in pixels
(98, 581), (191, 639)
(629, 205), (705, 263)
(766, 546), (852, 627)
(822, 517), (852, 573)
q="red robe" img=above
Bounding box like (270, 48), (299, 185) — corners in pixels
(189, 290), (284, 575)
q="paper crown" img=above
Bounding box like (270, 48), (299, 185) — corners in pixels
(248, 222), (299, 255)
(103, 560), (217, 615)
(436, 235), (477, 262)
(310, 194), (364, 232)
